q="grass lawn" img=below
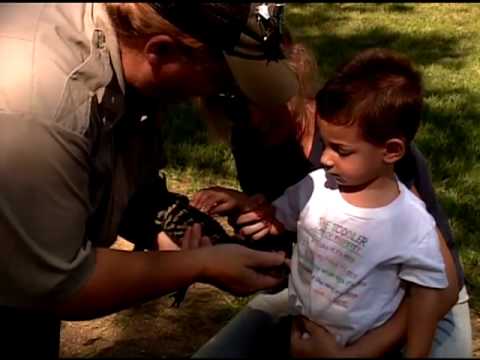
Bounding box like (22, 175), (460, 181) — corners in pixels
(162, 3), (480, 309)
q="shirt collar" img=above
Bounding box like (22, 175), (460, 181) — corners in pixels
(90, 3), (126, 95)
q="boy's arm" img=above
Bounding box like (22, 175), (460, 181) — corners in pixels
(236, 202), (286, 240)
(190, 186), (251, 215)
(236, 175), (313, 240)
(191, 187), (285, 240)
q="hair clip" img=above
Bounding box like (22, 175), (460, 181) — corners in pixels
(255, 3), (286, 62)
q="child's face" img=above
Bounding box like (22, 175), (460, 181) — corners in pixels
(318, 118), (387, 188)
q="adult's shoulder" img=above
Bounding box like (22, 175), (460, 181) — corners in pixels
(0, 3), (111, 134)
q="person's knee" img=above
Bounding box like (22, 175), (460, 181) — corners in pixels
(429, 300), (472, 358)
(192, 307), (276, 358)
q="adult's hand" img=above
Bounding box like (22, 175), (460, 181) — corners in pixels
(157, 223), (288, 296)
(56, 234), (288, 320)
(198, 243), (288, 296)
(290, 316), (344, 358)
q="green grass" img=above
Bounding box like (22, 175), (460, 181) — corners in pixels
(161, 4), (480, 310)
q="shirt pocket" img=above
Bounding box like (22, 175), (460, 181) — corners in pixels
(53, 29), (113, 135)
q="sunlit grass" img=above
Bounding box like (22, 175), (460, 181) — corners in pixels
(162, 3), (480, 310)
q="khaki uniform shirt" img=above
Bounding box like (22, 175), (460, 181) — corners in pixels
(0, 3), (164, 307)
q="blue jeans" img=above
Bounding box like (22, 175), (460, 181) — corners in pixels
(429, 286), (472, 357)
(192, 286), (472, 358)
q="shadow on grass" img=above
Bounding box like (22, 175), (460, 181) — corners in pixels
(99, 289), (245, 358)
(418, 87), (480, 241)
(162, 3), (480, 305)
(416, 90), (480, 304)
(287, 3), (414, 26)
(164, 5), (465, 178)
(161, 103), (237, 179)
(288, 6), (480, 285)
(292, 29), (463, 78)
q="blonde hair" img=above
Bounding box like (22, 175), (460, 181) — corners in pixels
(196, 41), (322, 149)
(285, 43), (322, 143)
(105, 3), (203, 49)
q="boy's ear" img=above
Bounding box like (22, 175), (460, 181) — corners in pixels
(383, 138), (405, 164)
(144, 34), (178, 66)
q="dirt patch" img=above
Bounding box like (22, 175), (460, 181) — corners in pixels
(60, 238), (248, 358)
(60, 253), (480, 358)
(59, 175), (480, 357)
(60, 254), (480, 358)
(60, 283), (242, 358)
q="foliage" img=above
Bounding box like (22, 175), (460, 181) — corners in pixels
(162, 3), (480, 310)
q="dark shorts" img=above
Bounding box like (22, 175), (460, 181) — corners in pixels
(0, 306), (61, 358)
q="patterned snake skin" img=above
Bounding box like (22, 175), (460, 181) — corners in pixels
(150, 175), (291, 307)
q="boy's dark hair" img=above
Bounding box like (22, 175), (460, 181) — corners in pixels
(316, 48), (423, 145)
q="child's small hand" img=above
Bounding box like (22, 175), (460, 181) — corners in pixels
(190, 186), (249, 215)
(236, 197), (283, 240)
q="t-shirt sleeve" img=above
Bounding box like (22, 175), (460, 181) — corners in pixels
(398, 226), (448, 289)
(0, 114), (96, 307)
(272, 174), (314, 232)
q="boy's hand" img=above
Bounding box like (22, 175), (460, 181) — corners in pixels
(190, 186), (250, 215)
(236, 198), (284, 240)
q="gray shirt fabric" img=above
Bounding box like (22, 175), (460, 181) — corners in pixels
(0, 3), (163, 307)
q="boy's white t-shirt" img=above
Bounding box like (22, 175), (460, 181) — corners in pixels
(272, 168), (448, 346)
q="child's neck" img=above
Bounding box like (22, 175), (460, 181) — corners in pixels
(339, 172), (400, 208)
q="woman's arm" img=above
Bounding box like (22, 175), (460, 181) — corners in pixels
(54, 243), (288, 320)
(410, 186), (460, 303)
(405, 284), (444, 357)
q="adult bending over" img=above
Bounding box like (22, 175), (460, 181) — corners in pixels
(0, 3), (297, 357)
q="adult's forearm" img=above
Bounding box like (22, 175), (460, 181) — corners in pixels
(342, 299), (409, 357)
(405, 286), (442, 357)
(342, 230), (458, 358)
(433, 228), (459, 316)
(54, 248), (204, 320)
(410, 186), (459, 309)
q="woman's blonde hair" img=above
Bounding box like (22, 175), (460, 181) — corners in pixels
(196, 39), (323, 145)
(285, 42), (322, 143)
(105, 3), (203, 49)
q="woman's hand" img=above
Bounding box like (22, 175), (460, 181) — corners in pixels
(191, 186), (250, 215)
(198, 243), (288, 296)
(156, 223), (289, 296)
(156, 223), (212, 251)
(290, 316), (344, 358)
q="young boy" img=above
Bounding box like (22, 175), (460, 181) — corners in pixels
(191, 48), (448, 356)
